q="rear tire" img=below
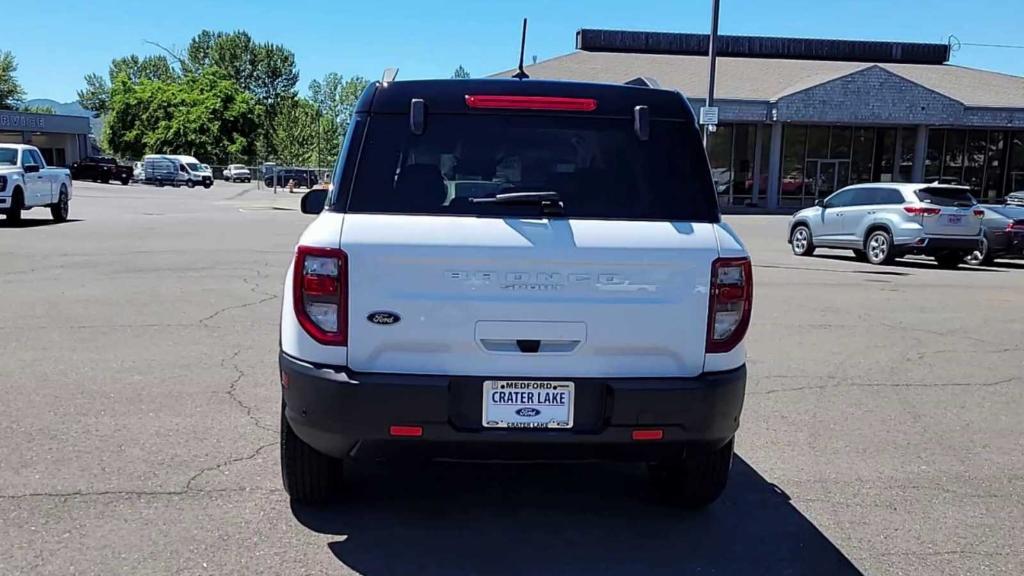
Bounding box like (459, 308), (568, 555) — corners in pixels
(935, 252), (963, 269)
(790, 225), (815, 256)
(865, 230), (896, 265)
(650, 437), (734, 508)
(186, 179), (196, 189)
(964, 236), (993, 266)
(50, 186), (69, 222)
(281, 401), (344, 506)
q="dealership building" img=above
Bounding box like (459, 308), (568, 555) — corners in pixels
(0, 109), (92, 167)
(495, 29), (1024, 209)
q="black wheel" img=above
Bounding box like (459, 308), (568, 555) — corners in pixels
(203, 181), (212, 189)
(650, 438), (734, 508)
(790, 225), (815, 256)
(6, 187), (23, 222)
(865, 230), (896, 265)
(50, 186), (69, 222)
(120, 176), (130, 185)
(100, 176), (110, 184)
(186, 179), (196, 189)
(964, 236), (994, 266)
(281, 401), (344, 505)
(852, 249), (869, 262)
(935, 252), (963, 269)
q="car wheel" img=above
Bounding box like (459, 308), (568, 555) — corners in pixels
(281, 401), (344, 506)
(203, 181), (212, 189)
(650, 437), (734, 509)
(50, 186), (69, 222)
(120, 176), (131, 185)
(790, 225), (815, 256)
(964, 236), (993, 266)
(6, 188), (23, 222)
(935, 252), (963, 269)
(186, 180), (195, 189)
(865, 230), (896, 265)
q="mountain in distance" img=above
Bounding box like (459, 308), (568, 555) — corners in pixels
(24, 98), (103, 136)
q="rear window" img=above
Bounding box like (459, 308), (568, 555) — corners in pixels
(343, 114), (718, 221)
(915, 187), (976, 207)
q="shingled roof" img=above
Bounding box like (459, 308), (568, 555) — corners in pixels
(490, 32), (1024, 109)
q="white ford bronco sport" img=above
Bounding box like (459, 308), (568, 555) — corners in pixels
(279, 79), (752, 508)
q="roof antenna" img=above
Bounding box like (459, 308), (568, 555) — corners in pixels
(512, 18), (530, 80)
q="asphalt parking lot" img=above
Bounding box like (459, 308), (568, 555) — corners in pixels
(1, 180), (1022, 575)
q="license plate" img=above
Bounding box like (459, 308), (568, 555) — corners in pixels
(482, 381), (574, 429)
(947, 214), (963, 224)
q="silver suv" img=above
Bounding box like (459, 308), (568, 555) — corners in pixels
(788, 184), (983, 268)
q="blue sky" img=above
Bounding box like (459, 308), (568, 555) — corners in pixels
(10, 0), (1024, 103)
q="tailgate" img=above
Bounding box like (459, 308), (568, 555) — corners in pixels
(915, 187), (981, 236)
(341, 215), (719, 378)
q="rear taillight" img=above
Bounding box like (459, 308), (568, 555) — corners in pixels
(706, 257), (753, 354)
(465, 95), (598, 111)
(1009, 220), (1024, 231)
(904, 206), (942, 216)
(293, 245), (347, 346)
(973, 209), (985, 218)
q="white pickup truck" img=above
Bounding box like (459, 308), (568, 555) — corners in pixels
(0, 144), (72, 222)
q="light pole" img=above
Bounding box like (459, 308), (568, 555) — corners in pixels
(703, 0), (721, 147)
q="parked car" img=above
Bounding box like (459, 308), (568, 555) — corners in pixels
(132, 161), (145, 182)
(224, 164), (251, 182)
(0, 144), (72, 222)
(788, 183), (983, 268)
(278, 79), (751, 508)
(265, 168), (318, 189)
(964, 204), (1024, 265)
(1006, 192), (1024, 207)
(70, 155), (132, 185)
(164, 155), (213, 188)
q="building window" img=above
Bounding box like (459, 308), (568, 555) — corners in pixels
(874, 128), (896, 182)
(731, 124), (756, 206)
(984, 131), (1006, 200)
(1009, 131), (1024, 193)
(707, 124), (733, 206)
(964, 130), (988, 193)
(781, 125), (808, 206)
(943, 129), (966, 182)
(850, 127), (875, 184)
(925, 129), (945, 180)
(898, 127), (916, 182)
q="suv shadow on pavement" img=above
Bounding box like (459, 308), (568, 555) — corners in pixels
(0, 218), (82, 229)
(291, 456), (864, 576)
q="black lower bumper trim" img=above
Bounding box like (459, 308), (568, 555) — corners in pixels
(279, 353), (746, 462)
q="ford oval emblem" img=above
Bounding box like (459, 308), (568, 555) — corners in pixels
(515, 407), (541, 418)
(367, 311), (401, 325)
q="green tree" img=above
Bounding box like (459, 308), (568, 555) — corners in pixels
(271, 96), (319, 167)
(451, 65), (471, 79)
(307, 73), (370, 167)
(104, 69), (258, 163)
(186, 30), (298, 108)
(78, 55), (177, 115)
(19, 104), (55, 114)
(0, 51), (26, 110)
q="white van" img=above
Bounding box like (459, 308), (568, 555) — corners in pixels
(165, 155), (214, 189)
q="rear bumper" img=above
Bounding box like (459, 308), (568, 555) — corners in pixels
(898, 234), (981, 255)
(280, 353), (746, 462)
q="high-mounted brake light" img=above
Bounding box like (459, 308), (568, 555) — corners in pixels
(293, 245), (347, 346)
(465, 95), (598, 112)
(706, 257), (753, 354)
(904, 206), (942, 216)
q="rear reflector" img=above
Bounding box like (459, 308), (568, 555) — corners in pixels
(465, 95), (598, 112)
(632, 429), (664, 441)
(389, 425), (423, 438)
(903, 206), (942, 216)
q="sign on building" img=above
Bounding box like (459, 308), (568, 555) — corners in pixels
(699, 106), (719, 125)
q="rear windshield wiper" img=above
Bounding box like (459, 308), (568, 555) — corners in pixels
(470, 191), (564, 215)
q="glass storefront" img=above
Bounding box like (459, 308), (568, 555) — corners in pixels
(927, 128), (1024, 199)
(706, 123), (767, 207)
